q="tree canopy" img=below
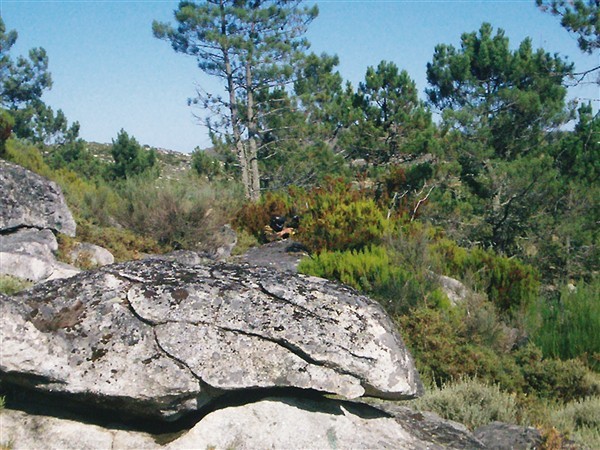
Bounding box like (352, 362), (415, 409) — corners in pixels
(0, 17), (79, 146)
(153, 0), (318, 201)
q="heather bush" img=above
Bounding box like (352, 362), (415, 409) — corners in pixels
(234, 191), (294, 242)
(71, 221), (163, 262)
(235, 178), (389, 252)
(296, 179), (388, 252)
(411, 378), (521, 430)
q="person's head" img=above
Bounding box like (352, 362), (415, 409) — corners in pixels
(289, 215), (300, 229)
(270, 216), (286, 232)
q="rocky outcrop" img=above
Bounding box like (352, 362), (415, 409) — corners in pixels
(168, 397), (485, 449)
(0, 228), (80, 282)
(1, 397), (485, 450)
(0, 258), (423, 421)
(0, 159), (76, 236)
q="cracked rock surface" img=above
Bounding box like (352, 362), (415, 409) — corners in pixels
(0, 258), (422, 420)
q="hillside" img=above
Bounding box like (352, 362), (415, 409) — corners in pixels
(84, 141), (192, 181)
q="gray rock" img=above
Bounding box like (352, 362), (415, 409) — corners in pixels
(240, 239), (310, 273)
(0, 160), (76, 236)
(0, 258), (422, 421)
(436, 274), (469, 305)
(0, 228), (80, 282)
(474, 421), (543, 449)
(212, 224), (237, 260)
(168, 397), (483, 450)
(69, 242), (115, 267)
(149, 249), (213, 266)
(0, 409), (156, 450)
(1, 398), (484, 450)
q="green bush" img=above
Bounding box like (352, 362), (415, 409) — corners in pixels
(235, 178), (389, 252)
(71, 221), (164, 262)
(515, 344), (596, 402)
(46, 140), (108, 181)
(4, 138), (54, 178)
(411, 378), (521, 430)
(109, 129), (158, 180)
(191, 148), (223, 180)
(397, 307), (524, 390)
(299, 245), (444, 315)
(0, 275), (32, 295)
(431, 238), (539, 316)
(528, 278), (600, 371)
(0, 109), (15, 156)
(297, 179), (388, 252)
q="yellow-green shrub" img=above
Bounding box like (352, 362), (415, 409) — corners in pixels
(296, 179), (388, 252)
(114, 175), (243, 251)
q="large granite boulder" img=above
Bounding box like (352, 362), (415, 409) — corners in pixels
(0, 159), (76, 236)
(0, 258), (423, 421)
(0, 397), (484, 450)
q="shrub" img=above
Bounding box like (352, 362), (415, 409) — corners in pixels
(515, 344), (596, 402)
(397, 307), (524, 391)
(528, 278), (600, 371)
(115, 175), (243, 251)
(411, 378), (521, 430)
(297, 179), (388, 252)
(235, 178), (389, 252)
(299, 245), (443, 315)
(73, 221), (164, 262)
(4, 138), (53, 178)
(234, 191), (294, 241)
(431, 238), (539, 316)
(547, 396), (600, 448)
(191, 148), (223, 180)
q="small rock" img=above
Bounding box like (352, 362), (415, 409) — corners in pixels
(69, 242), (115, 268)
(0, 228), (79, 282)
(474, 421), (543, 450)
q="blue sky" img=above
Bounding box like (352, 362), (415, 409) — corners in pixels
(2, 0), (597, 153)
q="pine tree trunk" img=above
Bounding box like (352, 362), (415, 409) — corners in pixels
(246, 58), (260, 202)
(220, 1), (251, 200)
